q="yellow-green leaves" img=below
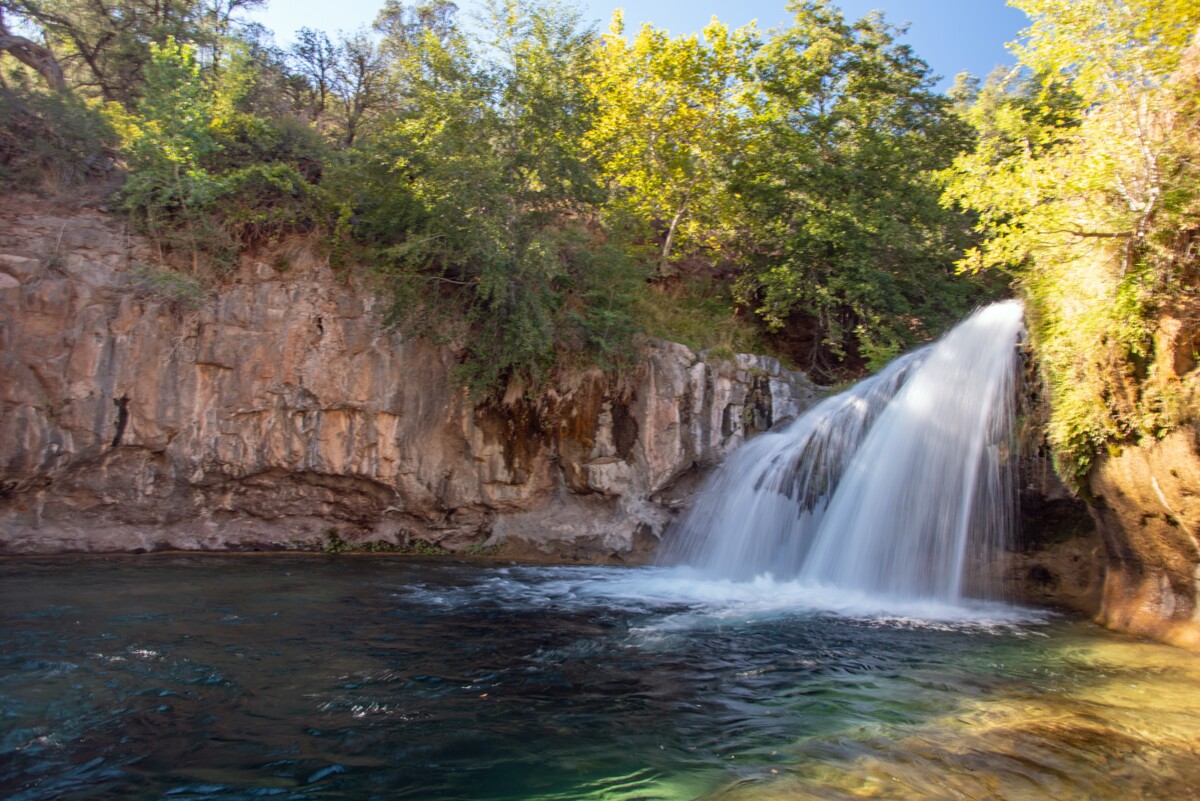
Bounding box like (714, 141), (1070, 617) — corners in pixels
(366, 0), (641, 397)
(586, 14), (758, 275)
(733, 0), (983, 375)
(941, 0), (1200, 484)
(1012, 0), (1197, 108)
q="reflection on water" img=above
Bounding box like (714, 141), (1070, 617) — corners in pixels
(1, 556), (1198, 800)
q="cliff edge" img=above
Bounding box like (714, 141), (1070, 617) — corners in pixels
(0, 195), (821, 560)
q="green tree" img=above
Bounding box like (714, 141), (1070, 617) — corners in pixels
(586, 12), (757, 276)
(288, 27), (338, 123)
(106, 35), (327, 263)
(375, 0), (458, 59)
(104, 37), (226, 264)
(111, 39), (217, 203)
(734, 0), (983, 375)
(356, 0), (638, 396)
(0, 7), (66, 89)
(940, 0), (1200, 482)
(1, 0), (261, 103)
(202, 38), (330, 242)
(329, 30), (392, 147)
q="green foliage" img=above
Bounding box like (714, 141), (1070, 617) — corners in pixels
(350, 0), (992, 389)
(941, 0), (1200, 485)
(633, 277), (767, 357)
(352, 0), (641, 398)
(320, 528), (452, 556)
(204, 44), (332, 245)
(128, 262), (208, 308)
(7, 0), (1011, 399)
(206, 42), (329, 166)
(210, 162), (326, 243)
(732, 0), (994, 377)
(105, 38), (233, 265)
(101, 37), (332, 267)
(587, 13), (757, 275)
(2, 0), (259, 105)
(322, 528), (351, 554)
(465, 537), (501, 556)
(406, 539), (450, 556)
(0, 78), (118, 189)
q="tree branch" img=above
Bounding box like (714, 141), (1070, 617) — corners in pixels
(0, 19), (67, 90)
(1045, 228), (1134, 239)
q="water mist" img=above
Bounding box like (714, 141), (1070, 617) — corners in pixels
(661, 300), (1025, 605)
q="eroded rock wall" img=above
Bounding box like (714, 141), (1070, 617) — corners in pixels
(1090, 429), (1200, 648)
(1004, 358), (1105, 616)
(1087, 308), (1200, 648)
(1008, 452), (1104, 616)
(0, 196), (821, 559)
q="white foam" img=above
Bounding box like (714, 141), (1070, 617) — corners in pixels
(662, 301), (1027, 606)
(392, 564), (1046, 634)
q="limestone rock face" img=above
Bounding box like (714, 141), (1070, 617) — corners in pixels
(1008, 454), (1104, 616)
(0, 196), (821, 559)
(1081, 304), (1200, 648)
(1090, 428), (1200, 649)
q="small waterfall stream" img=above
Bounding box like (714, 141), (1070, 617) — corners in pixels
(662, 300), (1025, 605)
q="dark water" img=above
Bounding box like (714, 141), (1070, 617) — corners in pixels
(2, 557), (1199, 800)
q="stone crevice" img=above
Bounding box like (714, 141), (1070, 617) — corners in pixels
(0, 194), (823, 560)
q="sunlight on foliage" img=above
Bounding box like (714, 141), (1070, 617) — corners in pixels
(586, 12), (756, 277)
(633, 278), (768, 359)
(0, 0), (1010, 398)
(941, 0), (1200, 484)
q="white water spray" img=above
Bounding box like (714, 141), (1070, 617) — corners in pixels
(661, 301), (1024, 605)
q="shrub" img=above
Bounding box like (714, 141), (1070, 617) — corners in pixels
(0, 79), (119, 191)
(634, 276), (767, 357)
(104, 39), (334, 268)
(211, 162), (328, 244)
(128, 262), (208, 309)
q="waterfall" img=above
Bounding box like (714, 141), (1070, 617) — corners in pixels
(661, 300), (1024, 605)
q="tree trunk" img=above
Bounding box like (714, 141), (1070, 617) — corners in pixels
(0, 30), (67, 91)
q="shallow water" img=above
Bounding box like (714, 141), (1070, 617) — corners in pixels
(2, 556), (1198, 800)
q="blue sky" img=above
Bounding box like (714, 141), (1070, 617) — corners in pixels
(248, 1), (1028, 91)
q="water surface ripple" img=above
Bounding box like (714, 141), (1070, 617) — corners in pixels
(2, 557), (1198, 800)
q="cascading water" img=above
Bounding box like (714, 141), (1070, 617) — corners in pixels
(661, 300), (1024, 605)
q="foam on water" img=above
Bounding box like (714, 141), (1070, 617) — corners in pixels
(6, 556), (1193, 801)
(390, 564), (1046, 635)
(660, 300), (1026, 610)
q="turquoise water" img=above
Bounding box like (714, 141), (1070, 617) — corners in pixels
(2, 556), (1199, 800)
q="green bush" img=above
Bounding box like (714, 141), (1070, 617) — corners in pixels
(634, 276), (767, 358)
(211, 162), (327, 244)
(0, 80), (119, 190)
(206, 108), (329, 175)
(108, 39), (332, 268)
(128, 262), (208, 309)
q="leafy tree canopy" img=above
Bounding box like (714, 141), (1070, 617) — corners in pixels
(586, 12), (756, 277)
(0, 0), (1012, 397)
(733, 0), (988, 374)
(941, 0), (1200, 483)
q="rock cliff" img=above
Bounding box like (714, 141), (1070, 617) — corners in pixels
(0, 195), (821, 559)
(1087, 307), (1200, 649)
(12, 194), (1189, 647)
